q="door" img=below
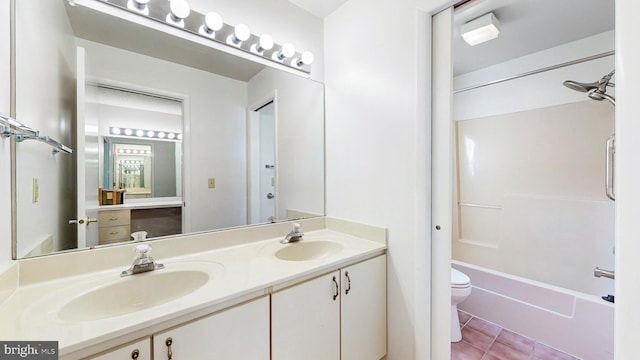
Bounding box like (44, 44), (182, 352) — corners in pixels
(89, 337), (151, 360)
(258, 102), (276, 221)
(248, 100), (276, 223)
(75, 46), (99, 248)
(341, 255), (387, 360)
(271, 271), (341, 359)
(152, 297), (269, 359)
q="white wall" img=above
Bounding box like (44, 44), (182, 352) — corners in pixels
(248, 67), (325, 221)
(79, 39), (248, 233)
(325, 1), (434, 358)
(0, 0), (12, 268)
(614, 2), (640, 358)
(14, 0), (77, 256)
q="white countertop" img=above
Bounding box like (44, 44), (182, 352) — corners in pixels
(89, 197), (183, 211)
(0, 228), (385, 357)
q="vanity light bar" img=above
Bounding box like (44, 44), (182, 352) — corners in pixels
(96, 0), (314, 73)
(110, 126), (181, 141)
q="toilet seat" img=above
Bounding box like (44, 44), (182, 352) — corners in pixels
(451, 268), (470, 288)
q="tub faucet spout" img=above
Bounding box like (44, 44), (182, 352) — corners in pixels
(594, 267), (615, 280)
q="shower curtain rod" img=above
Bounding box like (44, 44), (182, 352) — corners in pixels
(0, 113), (73, 154)
(453, 50), (615, 94)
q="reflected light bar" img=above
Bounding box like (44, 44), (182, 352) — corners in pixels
(110, 127), (181, 141)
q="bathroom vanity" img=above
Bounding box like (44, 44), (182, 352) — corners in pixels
(94, 198), (183, 245)
(0, 218), (387, 360)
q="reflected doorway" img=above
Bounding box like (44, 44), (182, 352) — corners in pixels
(248, 101), (276, 223)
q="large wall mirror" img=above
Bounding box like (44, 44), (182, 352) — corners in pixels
(13, 0), (324, 258)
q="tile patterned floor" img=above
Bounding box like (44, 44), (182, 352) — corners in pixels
(451, 310), (580, 360)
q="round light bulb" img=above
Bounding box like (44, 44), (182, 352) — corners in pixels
(170, 0), (190, 19)
(177, 134), (183, 140)
(228, 24), (250, 45)
(136, 129), (144, 137)
(274, 43), (295, 61)
(282, 43), (295, 58)
(158, 132), (166, 139)
(259, 34), (274, 51)
(204, 12), (223, 33)
(147, 130), (155, 138)
(167, 133), (176, 139)
(111, 127), (121, 135)
(297, 51), (314, 66)
(235, 24), (250, 41)
(128, 0), (150, 14)
(124, 128), (133, 136)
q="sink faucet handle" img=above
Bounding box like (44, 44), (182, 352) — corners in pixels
(134, 244), (152, 259)
(292, 223), (301, 232)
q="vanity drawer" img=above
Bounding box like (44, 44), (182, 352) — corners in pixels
(98, 209), (131, 227)
(99, 225), (131, 244)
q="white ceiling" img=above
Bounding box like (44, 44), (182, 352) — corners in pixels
(289, 0), (614, 75)
(287, 0), (347, 18)
(453, 0), (615, 75)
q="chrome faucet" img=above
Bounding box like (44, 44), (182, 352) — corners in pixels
(281, 223), (304, 244)
(594, 267), (615, 280)
(121, 244), (165, 277)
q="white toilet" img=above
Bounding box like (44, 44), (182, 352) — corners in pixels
(450, 268), (472, 342)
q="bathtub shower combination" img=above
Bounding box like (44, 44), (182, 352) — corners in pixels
(451, 48), (616, 359)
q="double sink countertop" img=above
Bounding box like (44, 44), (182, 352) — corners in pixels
(0, 217), (386, 358)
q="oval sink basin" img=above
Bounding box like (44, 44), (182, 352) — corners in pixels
(58, 269), (209, 322)
(275, 241), (344, 261)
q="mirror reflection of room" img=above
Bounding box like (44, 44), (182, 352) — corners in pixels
(88, 84), (183, 203)
(13, 0), (325, 258)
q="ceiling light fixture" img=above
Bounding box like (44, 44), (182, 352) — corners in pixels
(461, 12), (500, 46)
(110, 127), (182, 141)
(96, 0), (314, 73)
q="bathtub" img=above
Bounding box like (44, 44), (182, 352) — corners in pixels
(453, 260), (614, 360)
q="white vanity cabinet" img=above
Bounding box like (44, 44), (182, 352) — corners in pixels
(341, 255), (387, 360)
(271, 255), (387, 360)
(272, 270), (342, 359)
(86, 337), (151, 360)
(151, 296), (270, 360)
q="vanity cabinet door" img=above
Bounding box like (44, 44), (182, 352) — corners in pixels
(152, 296), (269, 359)
(271, 270), (341, 360)
(341, 255), (387, 360)
(86, 337), (151, 360)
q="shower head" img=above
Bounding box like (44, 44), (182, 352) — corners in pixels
(563, 70), (615, 106)
(562, 80), (601, 93)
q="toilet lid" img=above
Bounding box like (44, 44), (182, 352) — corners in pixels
(451, 268), (470, 287)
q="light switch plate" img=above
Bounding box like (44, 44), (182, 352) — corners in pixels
(208, 178), (215, 188)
